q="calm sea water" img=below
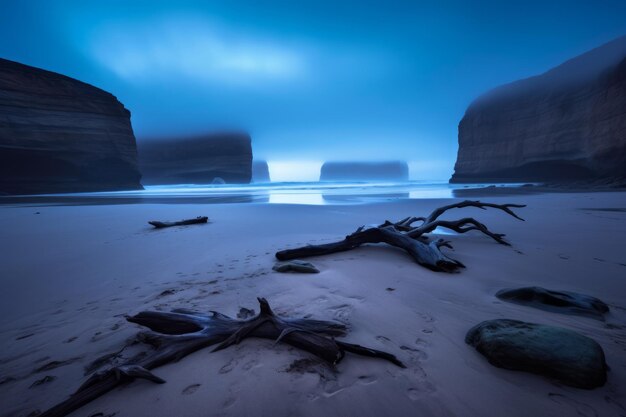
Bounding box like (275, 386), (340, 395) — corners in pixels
(0, 181), (534, 207)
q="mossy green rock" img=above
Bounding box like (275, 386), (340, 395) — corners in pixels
(466, 319), (607, 389)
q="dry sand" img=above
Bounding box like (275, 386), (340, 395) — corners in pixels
(1, 192), (625, 417)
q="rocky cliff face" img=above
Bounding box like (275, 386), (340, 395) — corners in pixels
(320, 161), (409, 182)
(138, 132), (252, 185)
(252, 160), (271, 183)
(0, 58), (142, 195)
(451, 36), (626, 183)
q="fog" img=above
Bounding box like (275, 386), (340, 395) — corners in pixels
(1, 0), (625, 180)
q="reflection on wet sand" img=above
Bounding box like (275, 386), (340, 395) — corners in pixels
(323, 192), (409, 203)
(0, 181), (537, 207)
(0, 194), (262, 207)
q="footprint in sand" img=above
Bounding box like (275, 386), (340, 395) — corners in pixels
(406, 379), (436, 400)
(182, 384), (201, 395)
(223, 396), (237, 408)
(327, 304), (352, 322)
(357, 375), (378, 385)
(407, 388), (421, 400)
(219, 358), (237, 374)
(241, 359), (259, 371)
(400, 345), (428, 361)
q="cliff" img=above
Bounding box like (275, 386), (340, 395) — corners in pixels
(451, 35), (626, 183)
(138, 132), (252, 185)
(0, 58), (142, 195)
(252, 160), (271, 183)
(320, 161), (409, 182)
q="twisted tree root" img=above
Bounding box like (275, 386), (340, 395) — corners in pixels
(276, 200), (525, 272)
(41, 298), (403, 417)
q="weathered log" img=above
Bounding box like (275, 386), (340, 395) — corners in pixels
(148, 216), (208, 228)
(276, 200), (525, 272)
(40, 298), (403, 417)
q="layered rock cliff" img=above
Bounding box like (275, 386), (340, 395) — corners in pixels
(320, 161), (409, 182)
(0, 58), (142, 195)
(451, 35), (626, 183)
(138, 132), (252, 185)
(252, 160), (271, 183)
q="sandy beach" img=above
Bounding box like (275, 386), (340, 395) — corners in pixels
(1, 191), (625, 417)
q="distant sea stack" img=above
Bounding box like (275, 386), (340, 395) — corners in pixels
(451, 35), (626, 184)
(320, 161), (409, 182)
(252, 160), (271, 183)
(138, 132), (252, 185)
(0, 58), (142, 195)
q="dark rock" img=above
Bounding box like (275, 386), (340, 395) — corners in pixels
(320, 161), (409, 182)
(138, 132), (252, 185)
(0, 58), (143, 195)
(466, 319), (608, 389)
(496, 286), (609, 320)
(252, 160), (271, 182)
(272, 260), (320, 273)
(237, 307), (255, 319)
(451, 35), (626, 183)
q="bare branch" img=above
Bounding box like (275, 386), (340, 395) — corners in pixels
(41, 298), (403, 417)
(423, 200), (525, 223)
(276, 201), (524, 272)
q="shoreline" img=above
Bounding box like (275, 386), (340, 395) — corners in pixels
(1, 181), (625, 208)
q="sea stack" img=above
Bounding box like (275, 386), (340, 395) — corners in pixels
(252, 160), (271, 182)
(451, 35), (626, 184)
(0, 58), (143, 195)
(138, 132), (253, 185)
(320, 161), (409, 182)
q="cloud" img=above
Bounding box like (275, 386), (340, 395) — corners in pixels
(89, 16), (305, 84)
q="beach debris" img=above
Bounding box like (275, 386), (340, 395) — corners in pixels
(496, 287), (609, 320)
(40, 298), (403, 417)
(236, 307), (255, 319)
(276, 200), (525, 272)
(465, 319), (608, 389)
(148, 216), (208, 229)
(30, 375), (56, 388)
(272, 260), (320, 273)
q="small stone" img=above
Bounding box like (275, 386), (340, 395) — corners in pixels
(466, 319), (608, 389)
(496, 286), (609, 320)
(272, 260), (320, 274)
(237, 307), (255, 319)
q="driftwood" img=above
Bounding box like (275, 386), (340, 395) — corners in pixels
(41, 298), (403, 417)
(276, 200), (525, 272)
(148, 216), (208, 228)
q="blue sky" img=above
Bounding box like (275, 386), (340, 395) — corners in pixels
(1, 0), (625, 179)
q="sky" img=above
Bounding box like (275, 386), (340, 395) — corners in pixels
(1, 0), (625, 180)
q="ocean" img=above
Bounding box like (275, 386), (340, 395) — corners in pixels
(0, 181), (534, 207)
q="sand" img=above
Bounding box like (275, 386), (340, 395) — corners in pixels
(1, 192), (625, 417)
